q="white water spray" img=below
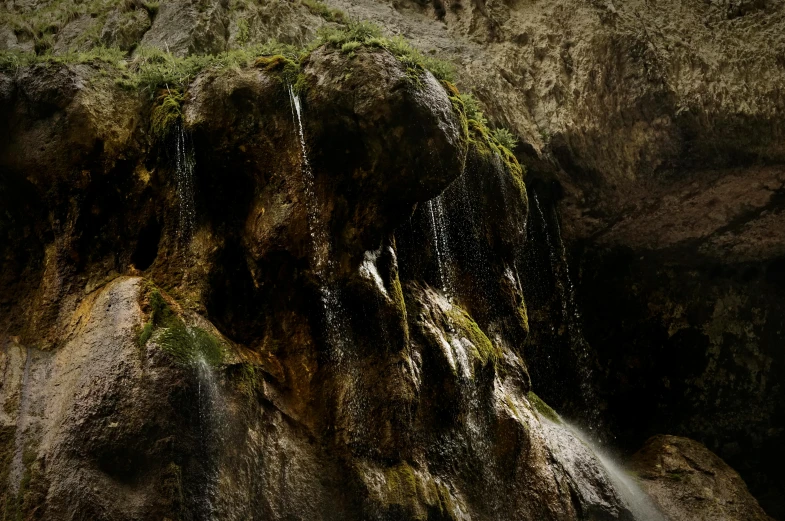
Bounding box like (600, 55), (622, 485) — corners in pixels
(175, 123), (196, 243)
(562, 419), (666, 521)
(425, 195), (455, 297)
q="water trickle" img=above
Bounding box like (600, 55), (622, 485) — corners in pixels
(532, 193), (602, 436)
(425, 196), (454, 296)
(9, 349), (33, 495)
(288, 87), (351, 358)
(192, 350), (224, 520)
(174, 122), (197, 243)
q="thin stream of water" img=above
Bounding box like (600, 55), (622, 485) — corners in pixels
(533, 193), (602, 436)
(563, 420), (667, 521)
(175, 123), (196, 243)
(288, 87), (351, 359)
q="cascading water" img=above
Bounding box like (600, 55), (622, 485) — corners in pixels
(174, 122), (197, 243)
(191, 347), (224, 520)
(425, 196), (455, 297)
(288, 87), (351, 359)
(9, 349), (33, 495)
(531, 192), (602, 438)
(540, 414), (666, 521)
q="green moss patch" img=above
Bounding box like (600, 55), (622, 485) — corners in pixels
(317, 21), (456, 83)
(138, 288), (225, 367)
(528, 391), (561, 424)
(446, 307), (501, 366)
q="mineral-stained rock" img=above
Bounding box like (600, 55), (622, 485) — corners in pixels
(630, 435), (774, 521)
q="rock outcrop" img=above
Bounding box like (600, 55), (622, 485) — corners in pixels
(630, 435), (774, 521)
(1, 0), (782, 518)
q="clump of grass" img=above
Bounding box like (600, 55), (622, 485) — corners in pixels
(0, 46), (127, 72)
(143, 1), (160, 16)
(317, 21), (455, 83)
(254, 53), (302, 87)
(150, 88), (184, 139)
(301, 0), (346, 23)
(0, 0), (126, 55)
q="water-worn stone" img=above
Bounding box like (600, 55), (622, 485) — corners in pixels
(630, 435), (774, 521)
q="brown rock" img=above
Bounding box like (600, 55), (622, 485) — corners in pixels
(630, 435), (774, 521)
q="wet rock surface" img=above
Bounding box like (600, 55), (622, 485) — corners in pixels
(1, 0), (783, 518)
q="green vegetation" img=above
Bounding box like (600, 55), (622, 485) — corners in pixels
(527, 391), (561, 424)
(137, 289), (225, 367)
(491, 128), (518, 151)
(446, 307), (501, 366)
(317, 21), (456, 83)
(232, 362), (264, 399)
(301, 0), (346, 23)
(254, 53), (304, 90)
(0, 11), (523, 180)
(150, 88), (184, 139)
(157, 324), (224, 367)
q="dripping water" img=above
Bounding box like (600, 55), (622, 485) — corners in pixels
(191, 347), (224, 520)
(425, 196), (454, 297)
(174, 122), (196, 243)
(288, 87), (351, 359)
(9, 348), (33, 495)
(532, 193), (602, 437)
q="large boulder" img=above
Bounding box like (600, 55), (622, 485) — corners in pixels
(630, 435), (774, 521)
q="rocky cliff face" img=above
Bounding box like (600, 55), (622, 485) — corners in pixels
(1, 0), (782, 519)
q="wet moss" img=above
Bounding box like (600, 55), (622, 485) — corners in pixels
(232, 362), (264, 399)
(158, 324), (224, 367)
(447, 307), (501, 366)
(162, 461), (184, 518)
(528, 391), (561, 424)
(384, 462), (419, 505)
(138, 288), (224, 366)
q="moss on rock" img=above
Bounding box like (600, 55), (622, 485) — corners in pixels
(446, 306), (501, 366)
(528, 391), (561, 424)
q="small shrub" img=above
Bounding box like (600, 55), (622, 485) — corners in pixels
(236, 17), (250, 45)
(150, 89), (184, 140)
(491, 127), (518, 151)
(301, 0), (346, 22)
(459, 93), (487, 126)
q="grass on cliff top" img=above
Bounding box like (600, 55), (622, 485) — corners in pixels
(316, 20), (456, 83)
(0, 18), (523, 177)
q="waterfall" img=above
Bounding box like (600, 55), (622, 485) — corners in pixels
(288, 87), (351, 358)
(532, 193), (602, 437)
(425, 196), (454, 297)
(192, 351), (223, 520)
(175, 122), (196, 243)
(542, 416), (666, 521)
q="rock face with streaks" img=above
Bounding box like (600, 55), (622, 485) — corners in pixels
(1, 0), (783, 518)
